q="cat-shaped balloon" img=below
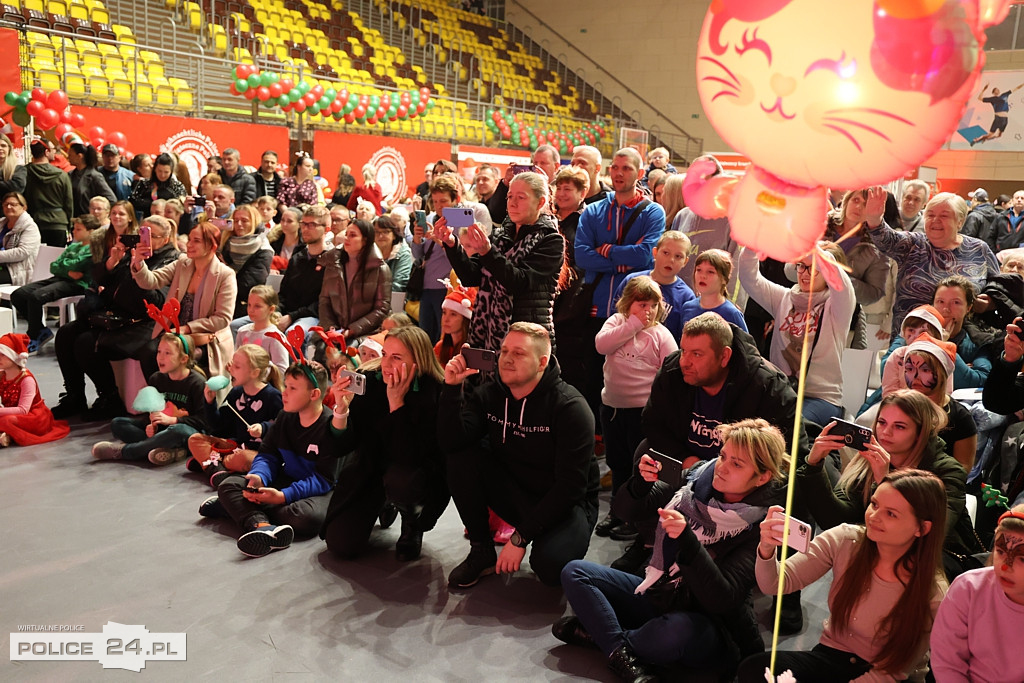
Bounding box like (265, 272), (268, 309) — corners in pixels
(686, 0), (1010, 264)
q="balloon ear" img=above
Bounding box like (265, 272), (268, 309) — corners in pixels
(683, 158), (736, 219)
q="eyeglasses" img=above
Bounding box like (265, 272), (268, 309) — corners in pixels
(794, 262), (813, 273)
(300, 221), (327, 228)
(2, 202), (22, 209)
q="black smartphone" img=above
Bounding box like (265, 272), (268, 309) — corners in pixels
(1012, 316), (1024, 341)
(119, 234), (140, 248)
(244, 486), (260, 494)
(461, 346), (496, 372)
(648, 448), (683, 488)
(512, 164), (533, 175)
(829, 418), (872, 451)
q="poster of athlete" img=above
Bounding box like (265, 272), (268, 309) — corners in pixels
(951, 70), (1024, 151)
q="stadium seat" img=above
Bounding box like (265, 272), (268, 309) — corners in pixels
(65, 70), (86, 98)
(36, 67), (62, 92)
(109, 74), (131, 103)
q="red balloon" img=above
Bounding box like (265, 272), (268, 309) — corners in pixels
(303, 93), (316, 106)
(30, 88), (46, 102)
(54, 122), (73, 139)
(419, 86), (430, 98)
(244, 87), (258, 100)
(59, 109), (74, 124)
(388, 113), (397, 122)
(343, 112), (355, 124)
(416, 102), (425, 114)
(268, 83), (283, 98)
(36, 108), (59, 130)
(353, 104), (366, 118)
(70, 113), (86, 128)
(338, 88), (348, 101)
(90, 137), (104, 150)
(400, 92), (411, 106)
(45, 90), (68, 111)
(108, 131), (127, 148)
(293, 100), (306, 113)
(376, 106), (386, 119)
(280, 78), (294, 93)
(359, 95), (369, 106)
(330, 98), (343, 113)
(367, 116), (378, 125)
(256, 86), (271, 101)
(311, 85), (323, 98)
(26, 100), (44, 116)
(235, 64), (253, 79)
(229, 82), (240, 96)
(397, 104), (408, 118)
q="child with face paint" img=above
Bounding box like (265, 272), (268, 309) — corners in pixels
(931, 505), (1024, 683)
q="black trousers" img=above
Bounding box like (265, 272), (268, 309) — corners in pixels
(217, 473), (330, 537)
(737, 644), (872, 683)
(447, 444), (598, 585)
(11, 277), (80, 338)
(54, 318), (119, 400)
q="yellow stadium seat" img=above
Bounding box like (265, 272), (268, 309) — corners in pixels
(64, 70), (87, 98)
(86, 73), (109, 100)
(24, 0), (42, 10)
(155, 81), (175, 108)
(89, 6), (107, 23)
(136, 80), (153, 106)
(37, 68), (62, 92)
(110, 75), (132, 103)
(113, 25), (134, 43)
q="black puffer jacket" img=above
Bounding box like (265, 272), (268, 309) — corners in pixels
(962, 202), (1000, 250)
(445, 212), (565, 353)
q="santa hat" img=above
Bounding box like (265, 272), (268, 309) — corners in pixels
(906, 333), (957, 384)
(360, 332), (387, 357)
(903, 305), (947, 342)
(441, 287), (476, 320)
(0, 333), (29, 368)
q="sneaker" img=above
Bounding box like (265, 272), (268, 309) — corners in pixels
(552, 615), (597, 649)
(185, 456), (204, 474)
(447, 543), (497, 590)
(378, 502), (398, 530)
(595, 512), (621, 537)
(237, 523), (295, 557)
(34, 327), (53, 351)
(91, 441), (123, 460)
(148, 448), (187, 466)
(609, 539), (652, 577)
(609, 521), (639, 542)
(395, 512), (423, 562)
(198, 495), (227, 518)
(209, 469), (233, 489)
(51, 393), (87, 419)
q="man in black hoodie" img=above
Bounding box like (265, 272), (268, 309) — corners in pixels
(23, 139), (73, 247)
(440, 322), (600, 589)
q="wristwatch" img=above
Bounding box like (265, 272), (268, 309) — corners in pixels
(509, 530), (528, 548)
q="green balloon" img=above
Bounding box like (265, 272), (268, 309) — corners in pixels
(388, 105), (397, 116)
(318, 96), (331, 109)
(261, 97), (276, 108)
(426, 99), (435, 110)
(235, 78), (248, 92)
(369, 95), (380, 108)
(12, 109), (30, 126)
(3, 92), (16, 106)
(277, 95), (290, 107)
(15, 94), (29, 108)
(349, 93), (358, 105)
(298, 80), (310, 94)
(309, 103), (320, 115)
(261, 72), (273, 86)
(290, 91), (302, 103)
(325, 87), (336, 100)
(246, 74), (260, 88)
(410, 92), (420, 104)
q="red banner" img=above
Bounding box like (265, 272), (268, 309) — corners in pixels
(0, 27), (24, 146)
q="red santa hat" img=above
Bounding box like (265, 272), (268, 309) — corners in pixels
(360, 332), (387, 357)
(906, 333), (957, 384)
(902, 305), (948, 342)
(0, 333), (29, 368)
(441, 286), (476, 320)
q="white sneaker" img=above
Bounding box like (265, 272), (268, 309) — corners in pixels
(148, 447), (187, 466)
(91, 441), (124, 460)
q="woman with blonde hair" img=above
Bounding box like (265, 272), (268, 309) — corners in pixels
(219, 204), (273, 318)
(660, 174), (686, 229)
(346, 163), (383, 215)
(323, 325), (449, 562)
(0, 133), (26, 197)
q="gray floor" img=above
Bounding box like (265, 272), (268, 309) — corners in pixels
(2, 336), (826, 682)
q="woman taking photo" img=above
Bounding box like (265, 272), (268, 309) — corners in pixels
(219, 204), (273, 318)
(129, 152), (186, 218)
(554, 419), (788, 681)
(131, 221), (237, 379)
(374, 215), (412, 311)
(435, 171), (566, 353)
(799, 389), (982, 576)
(319, 217), (391, 344)
(52, 213), (177, 420)
(276, 153), (322, 208)
(321, 326), (449, 562)
(738, 469), (948, 682)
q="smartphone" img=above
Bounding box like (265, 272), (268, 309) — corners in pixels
(119, 233), (140, 248)
(414, 209), (429, 231)
(338, 368), (366, 395)
(647, 448), (683, 489)
(770, 509), (813, 553)
(829, 418), (872, 451)
(139, 224), (151, 250)
(442, 207), (475, 229)
(1012, 316), (1024, 341)
(512, 164), (533, 175)
(244, 486), (260, 494)
(461, 346), (496, 372)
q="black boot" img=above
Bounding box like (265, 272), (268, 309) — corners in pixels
(395, 511), (423, 562)
(378, 503), (398, 529)
(51, 392), (87, 419)
(608, 645), (658, 682)
(772, 590), (804, 635)
(551, 615), (597, 649)
(610, 539), (651, 577)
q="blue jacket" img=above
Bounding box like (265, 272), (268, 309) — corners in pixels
(575, 193), (665, 318)
(101, 166), (135, 202)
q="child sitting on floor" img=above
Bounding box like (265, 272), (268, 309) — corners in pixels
(0, 333), (70, 446)
(199, 358), (342, 557)
(91, 333), (207, 465)
(186, 343), (283, 484)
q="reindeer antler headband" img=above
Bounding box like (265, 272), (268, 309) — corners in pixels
(265, 325), (321, 388)
(146, 298), (190, 356)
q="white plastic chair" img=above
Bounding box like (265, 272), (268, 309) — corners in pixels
(0, 245), (66, 328)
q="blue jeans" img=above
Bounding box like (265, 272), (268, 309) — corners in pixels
(417, 288), (446, 344)
(560, 559), (725, 666)
(110, 416), (198, 461)
(801, 398), (843, 427)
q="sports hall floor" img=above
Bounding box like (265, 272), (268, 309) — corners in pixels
(3, 338), (827, 682)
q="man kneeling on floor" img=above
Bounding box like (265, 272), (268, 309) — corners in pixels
(441, 322), (600, 589)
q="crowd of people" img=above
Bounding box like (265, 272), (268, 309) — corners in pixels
(2, 132), (1024, 681)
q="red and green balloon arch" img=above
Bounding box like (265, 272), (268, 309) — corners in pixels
(485, 108), (606, 154)
(3, 87), (130, 154)
(229, 63), (435, 124)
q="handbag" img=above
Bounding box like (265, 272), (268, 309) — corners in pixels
(405, 240), (434, 301)
(88, 309), (138, 331)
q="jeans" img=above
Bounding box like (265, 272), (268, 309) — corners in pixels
(110, 417), (198, 461)
(416, 288), (446, 344)
(10, 277), (81, 338)
(560, 559), (725, 666)
(600, 405), (645, 496)
(801, 397), (843, 427)
(217, 473), (330, 536)
(737, 644), (871, 683)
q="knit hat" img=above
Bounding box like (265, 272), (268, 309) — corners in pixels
(0, 333), (29, 368)
(441, 286), (476, 320)
(905, 333), (957, 387)
(902, 305), (947, 342)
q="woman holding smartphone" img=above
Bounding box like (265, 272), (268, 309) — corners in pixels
(434, 171), (566, 353)
(738, 469), (948, 682)
(321, 326), (448, 562)
(799, 389), (981, 576)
